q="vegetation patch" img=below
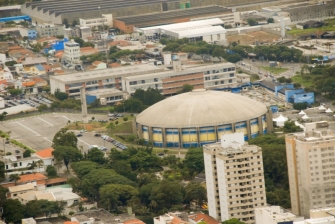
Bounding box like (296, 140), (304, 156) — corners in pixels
(261, 66), (289, 75)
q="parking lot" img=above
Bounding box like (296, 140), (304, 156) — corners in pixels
(0, 113), (116, 153)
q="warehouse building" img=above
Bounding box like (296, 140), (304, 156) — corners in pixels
(21, 0), (261, 25)
(135, 89), (273, 147)
(113, 6), (233, 33)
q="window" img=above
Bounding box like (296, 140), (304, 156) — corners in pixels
(230, 73), (234, 77)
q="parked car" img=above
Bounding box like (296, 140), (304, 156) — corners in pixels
(77, 133), (83, 137)
(94, 133), (101, 137)
(15, 150), (20, 153)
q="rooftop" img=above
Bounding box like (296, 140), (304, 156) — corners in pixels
(23, 57), (47, 66)
(49, 64), (162, 84)
(123, 219), (145, 224)
(170, 25), (226, 38)
(188, 213), (219, 224)
(137, 18), (223, 33)
(35, 147), (54, 159)
(36, 192), (56, 201)
(116, 6), (231, 25)
(75, 209), (136, 224)
(8, 183), (35, 193)
(18, 173), (47, 184)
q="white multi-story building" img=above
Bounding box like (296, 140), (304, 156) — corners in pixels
(64, 39), (80, 64)
(204, 132), (266, 224)
(255, 206), (297, 224)
(286, 121), (335, 218)
(79, 14), (113, 29)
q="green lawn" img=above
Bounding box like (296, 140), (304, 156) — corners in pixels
(291, 75), (313, 88)
(92, 106), (114, 111)
(261, 66), (289, 75)
(287, 18), (335, 36)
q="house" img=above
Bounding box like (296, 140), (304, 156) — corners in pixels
(0, 173), (48, 188)
(80, 47), (98, 56)
(34, 147), (54, 166)
(7, 183), (35, 199)
(22, 57), (47, 66)
(236, 73), (250, 84)
(53, 70), (65, 75)
(3, 155), (42, 175)
(124, 220), (145, 224)
(32, 77), (48, 87)
(321, 31), (335, 39)
(8, 47), (33, 61)
(188, 213), (219, 224)
(154, 212), (189, 224)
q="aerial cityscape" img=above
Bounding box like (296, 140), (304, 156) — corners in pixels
(1, 0), (335, 224)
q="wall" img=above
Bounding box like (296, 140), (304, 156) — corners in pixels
(274, 83), (294, 97)
(293, 92), (314, 104)
(285, 89), (304, 102)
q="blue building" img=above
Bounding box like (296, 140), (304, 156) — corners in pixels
(44, 38), (69, 54)
(258, 80), (315, 105)
(0, 15), (31, 23)
(27, 29), (37, 39)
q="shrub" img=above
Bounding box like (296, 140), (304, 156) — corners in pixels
(123, 117), (128, 121)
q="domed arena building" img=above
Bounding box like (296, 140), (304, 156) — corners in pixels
(135, 89), (273, 148)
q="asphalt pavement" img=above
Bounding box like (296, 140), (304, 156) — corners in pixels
(0, 113), (115, 153)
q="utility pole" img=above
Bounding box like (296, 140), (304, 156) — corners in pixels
(98, 6), (109, 67)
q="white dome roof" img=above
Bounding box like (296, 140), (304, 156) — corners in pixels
(136, 89), (268, 128)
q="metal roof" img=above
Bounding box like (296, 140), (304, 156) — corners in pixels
(116, 6), (231, 25)
(136, 89), (268, 128)
(23, 0), (180, 16)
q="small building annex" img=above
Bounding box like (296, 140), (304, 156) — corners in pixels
(258, 80), (314, 105)
(136, 18), (226, 43)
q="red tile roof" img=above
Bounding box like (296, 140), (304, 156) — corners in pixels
(35, 147), (54, 159)
(188, 214), (219, 224)
(124, 219), (145, 224)
(17, 173), (47, 184)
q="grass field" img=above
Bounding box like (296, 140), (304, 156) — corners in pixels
(92, 106), (114, 111)
(291, 75), (313, 87)
(261, 66), (289, 75)
(287, 18), (335, 36)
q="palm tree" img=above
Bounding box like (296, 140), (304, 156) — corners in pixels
(149, 200), (158, 212)
(36, 160), (44, 172)
(9, 174), (20, 185)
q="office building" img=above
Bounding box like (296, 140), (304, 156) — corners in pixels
(64, 39), (80, 64)
(204, 132), (266, 223)
(79, 14), (113, 29)
(123, 61), (237, 95)
(49, 64), (162, 97)
(286, 121), (335, 218)
(135, 89), (272, 147)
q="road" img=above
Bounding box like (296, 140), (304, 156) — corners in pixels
(237, 59), (302, 79)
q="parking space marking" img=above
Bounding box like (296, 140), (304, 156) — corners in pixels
(78, 138), (90, 146)
(37, 117), (54, 126)
(43, 137), (52, 143)
(62, 116), (73, 122)
(15, 122), (40, 136)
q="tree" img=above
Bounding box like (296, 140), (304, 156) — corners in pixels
(123, 117), (128, 121)
(0, 111), (7, 122)
(52, 128), (77, 148)
(81, 168), (135, 200)
(71, 161), (101, 178)
(283, 121), (303, 133)
(63, 19), (69, 28)
(222, 218), (245, 224)
(9, 174), (20, 185)
(293, 102), (308, 110)
(183, 182), (207, 206)
(2, 199), (25, 223)
(183, 148), (204, 175)
(46, 165), (58, 178)
(72, 20), (78, 27)
(177, 84), (194, 94)
(54, 89), (68, 101)
(23, 149), (31, 158)
(0, 161), (5, 182)
(247, 18), (258, 26)
(267, 17), (274, 23)
(100, 184), (139, 211)
(53, 146), (82, 170)
(5, 61), (16, 66)
(83, 42), (95, 48)
(87, 148), (105, 164)
(149, 180), (183, 209)
(37, 103), (48, 112)
(73, 37), (85, 47)
(8, 88), (22, 96)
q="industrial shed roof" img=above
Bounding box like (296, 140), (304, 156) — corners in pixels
(116, 6), (231, 25)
